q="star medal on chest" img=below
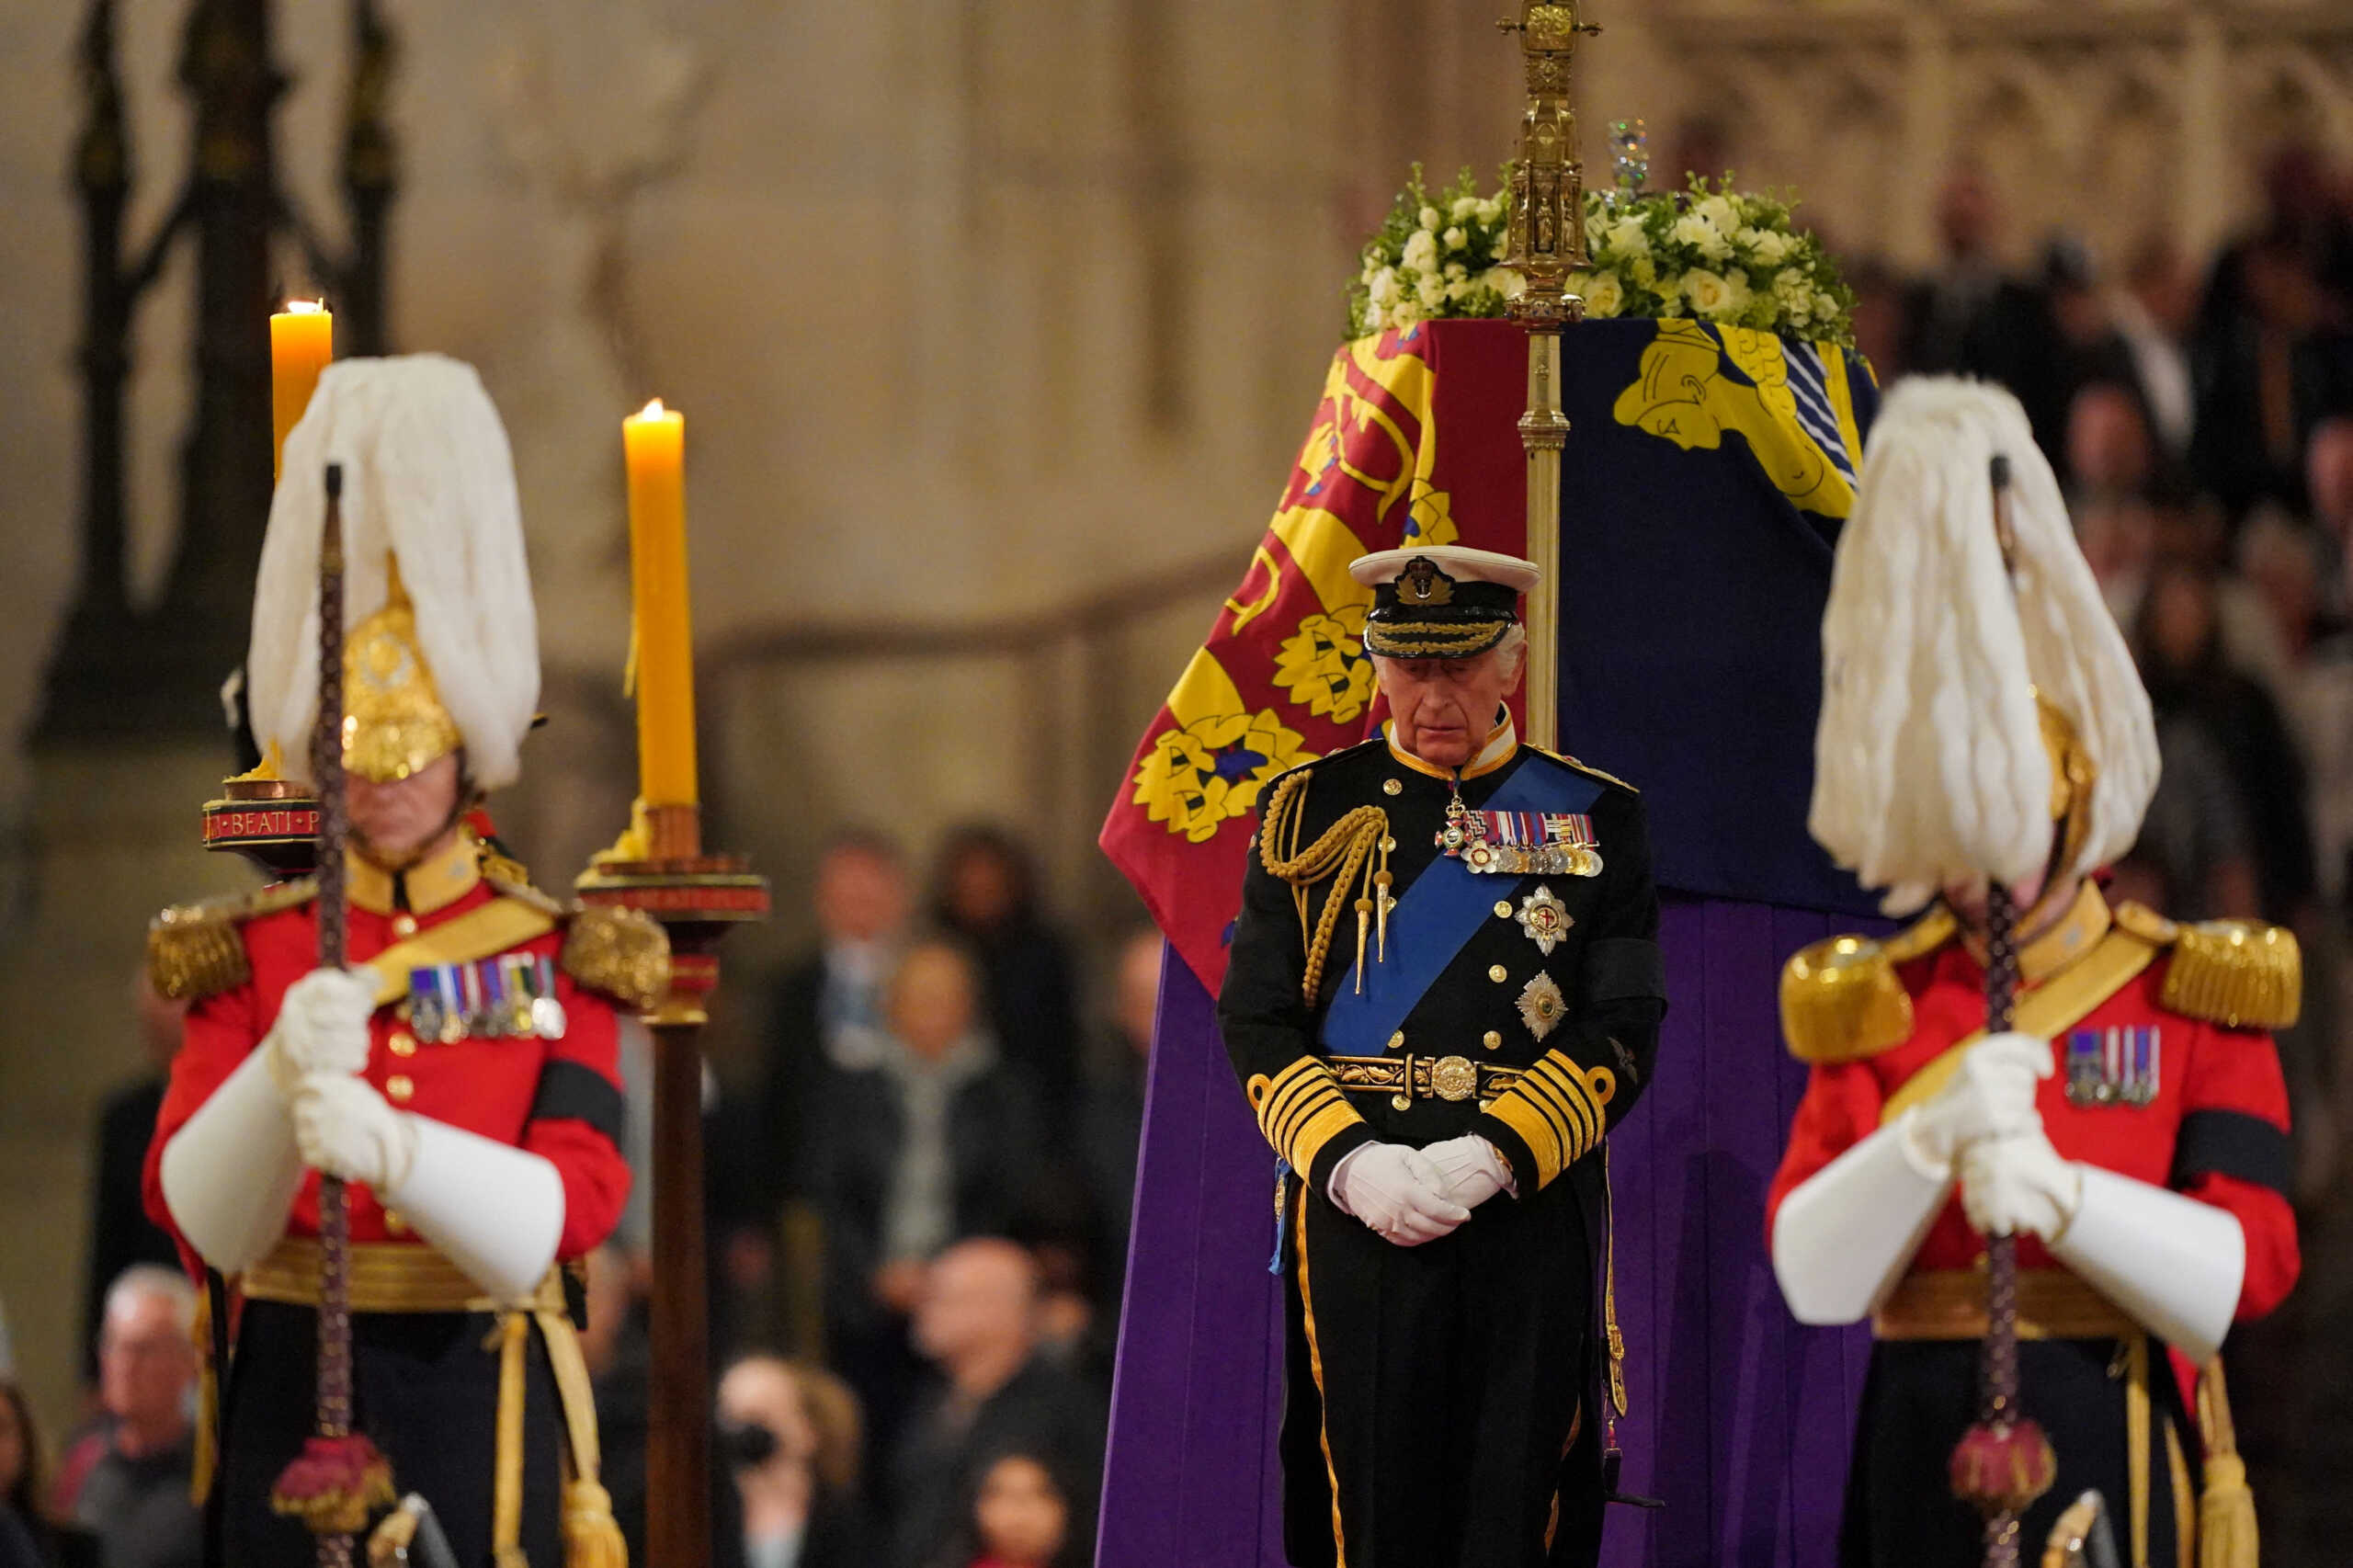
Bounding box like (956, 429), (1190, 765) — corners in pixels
(1437, 792), (1602, 878)
(406, 963), (467, 1045)
(1516, 885), (1574, 955)
(2064, 1026), (2159, 1108)
(1517, 971), (1568, 1041)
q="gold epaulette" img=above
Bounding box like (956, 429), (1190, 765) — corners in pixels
(1779, 906), (1959, 1064)
(559, 903), (671, 1010)
(147, 879), (319, 1002)
(2122, 903), (2303, 1030)
(1530, 745), (1639, 793)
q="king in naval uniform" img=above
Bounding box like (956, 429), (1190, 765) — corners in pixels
(142, 356), (666, 1568)
(1217, 545), (1667, 1568)
(1766, 380), (2300, 1568)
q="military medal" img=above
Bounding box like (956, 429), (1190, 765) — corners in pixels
(497, 955), (537, 1037)
(1517, 971), (1567, 1041)
(525, 955), (567, 1040)
(1516, 885), (1573, 955)
(2065, 1026), (2158, 1108)
(406, 966), (453, 1045)
(1437, 804), (1603, 877)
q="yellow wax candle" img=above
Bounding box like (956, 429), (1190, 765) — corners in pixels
(269, 301), (334, 479)
(622, 399), (699, 806)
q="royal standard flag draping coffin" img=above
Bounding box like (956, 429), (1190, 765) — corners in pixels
(1101, 315), (1881, 993)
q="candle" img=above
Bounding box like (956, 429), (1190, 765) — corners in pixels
(269, 301), (334, 479)
(622, 399), (699, 805)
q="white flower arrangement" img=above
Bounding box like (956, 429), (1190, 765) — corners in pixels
(1349, 165), (1859, 348)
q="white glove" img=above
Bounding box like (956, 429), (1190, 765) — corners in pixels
(1328, 1142), (1472, 1245)
(1902, 1031), (2052, 1176)
(292, 1075), (418, 1190)
(1959, 1129), (2083, 1241)
(266, 968), (379, 1095)
(1422, 1134), (1514, 1209)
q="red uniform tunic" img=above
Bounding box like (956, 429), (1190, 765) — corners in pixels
(1766, 887), (2300, 1568)
(142, 834), (632, 1266)
(1766, 901), (2300, 1321)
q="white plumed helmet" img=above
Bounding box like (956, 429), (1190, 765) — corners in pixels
(246, 354), (540, 792)
(1809, 377), (2158, 915)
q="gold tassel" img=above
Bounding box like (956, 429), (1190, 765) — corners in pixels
(1353, 899), (1370, 994)
(2197, 1361), (2258, 1568)
(485, 1311), (530, 1568)
(188, 1289), (218, 1506)
(367, 1507), (419, 1568)
(561, 1480), (629, 1568)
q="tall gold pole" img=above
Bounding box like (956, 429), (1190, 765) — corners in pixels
(1500, 2), (1599, 750)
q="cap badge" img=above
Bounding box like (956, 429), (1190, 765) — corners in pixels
(1398, 556), (1454, 606)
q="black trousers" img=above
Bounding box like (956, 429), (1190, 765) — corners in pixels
(1844, 1337), (2197, 1568)
(216, 1301), (562, 1568)
(1281, 1173), (1601, 1568)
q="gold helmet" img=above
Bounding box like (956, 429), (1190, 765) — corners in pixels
(341, 558), (462, 782)
(247, 354), (540, 793)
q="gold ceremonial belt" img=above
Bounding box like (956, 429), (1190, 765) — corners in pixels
(241, 1237), (563, 1316)
(1872, 1267), (2138, 1343)
(1325, 1052), (1526, 1108)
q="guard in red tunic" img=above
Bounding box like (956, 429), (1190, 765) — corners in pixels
(1765, 380), (2298, 1568)
(142, 355), (666, 1568)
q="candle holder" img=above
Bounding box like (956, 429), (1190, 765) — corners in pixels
(574, 801), (766, 1568)
(203, 772), (322, 879)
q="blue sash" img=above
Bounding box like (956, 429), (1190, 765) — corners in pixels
(1318, 758), (1602, 1055)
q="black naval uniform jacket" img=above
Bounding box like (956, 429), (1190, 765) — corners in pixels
(1217, 722), (1665, 1568)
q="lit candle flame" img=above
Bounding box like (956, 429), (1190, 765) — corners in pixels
(637, 398), (668, 419)
(285, 299), (326, 314)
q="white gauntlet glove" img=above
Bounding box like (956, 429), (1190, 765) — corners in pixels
(266, 968), (379, 1096)
(292, 1075), (418, 1189)
(1960, 1128), (2083, 1242)
(1327, 1142), (1472, 1246)
(1902, 1031), (2052, 1176)
(1422, 1134), (1514, 1209)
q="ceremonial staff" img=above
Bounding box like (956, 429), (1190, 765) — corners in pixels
(271, 462), (395, 1568)
(1949, 456), (2055, 1568)
(1500, 0), (1599, 750)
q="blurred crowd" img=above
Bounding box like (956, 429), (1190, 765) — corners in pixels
(9, 137), (2353, 1568)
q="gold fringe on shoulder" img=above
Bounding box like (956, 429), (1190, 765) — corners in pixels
(561, 904), (671, 1010)
(1779, 907), (1956, 1063)
(2162, 919), (2302, 1031)
(1531, 746), (1640, 794)
(146, 880), (316, 1001)
(483, 871), (567, 918)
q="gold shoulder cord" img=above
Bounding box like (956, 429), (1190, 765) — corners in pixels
(1257, 770), (1392, 1001)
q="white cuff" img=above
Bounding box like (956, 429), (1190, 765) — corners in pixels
(1772, 1116), (1951, 1324)
(1325, 1145), (1369, 1215)
(159, 1048), (303, 1274)
(381, 1118), (565, 1302)
(2050, 1165), (2245, 1363)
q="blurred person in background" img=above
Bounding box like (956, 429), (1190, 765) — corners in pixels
(1900, 169), (2063, 454)
(1076, 930), (1162, 1321)
(813, 941), (1046, 1474)
(887, 1241), (1101, 1568)
(2138, 562), (2319, 926)
(1843, 256), (1907, 381)
(78, 973), (187, 1392)
(1, 1379), (85, 1568)
(754, 833), (913, 1210)
(2112, 235), (2201, 462)
(930, 826), (1081, 1133)
(717, 1356), (868, 1568)
(54, 1268), (199, 1568)
(2306, 415), (2353, 622)
(950, 1450), (1086, 1568)
(2064, 381), (2156, 506)
(2192, 224), (2353, 521)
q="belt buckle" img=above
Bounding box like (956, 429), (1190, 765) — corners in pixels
(1429, 1054), (1477, 1102)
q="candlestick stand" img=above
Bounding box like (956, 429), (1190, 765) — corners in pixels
(576, 802), (767, 1568)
